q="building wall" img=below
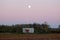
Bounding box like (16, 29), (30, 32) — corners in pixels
(22, 28), (34, 33)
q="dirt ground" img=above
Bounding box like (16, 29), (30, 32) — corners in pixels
(0, 33), (60, 40)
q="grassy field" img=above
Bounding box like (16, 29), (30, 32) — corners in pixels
(0, 33), (60, 40)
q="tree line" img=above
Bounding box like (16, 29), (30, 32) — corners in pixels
(0, 23), (60, 34)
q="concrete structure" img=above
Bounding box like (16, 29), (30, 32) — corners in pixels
(22, 28), (34, 33)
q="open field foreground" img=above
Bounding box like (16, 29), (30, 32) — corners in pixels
(0, 33), (60, 40)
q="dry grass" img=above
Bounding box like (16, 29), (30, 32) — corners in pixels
(0, 33), (60, 40)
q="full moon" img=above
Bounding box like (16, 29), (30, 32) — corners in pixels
(28, 5), (31, 8)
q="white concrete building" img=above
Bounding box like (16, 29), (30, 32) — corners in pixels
(22, 28), (34, 33)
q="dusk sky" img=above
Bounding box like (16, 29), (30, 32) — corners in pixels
(0, 0), (60, 28)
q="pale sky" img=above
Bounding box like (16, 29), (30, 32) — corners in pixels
(0, 0), (60, 28)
